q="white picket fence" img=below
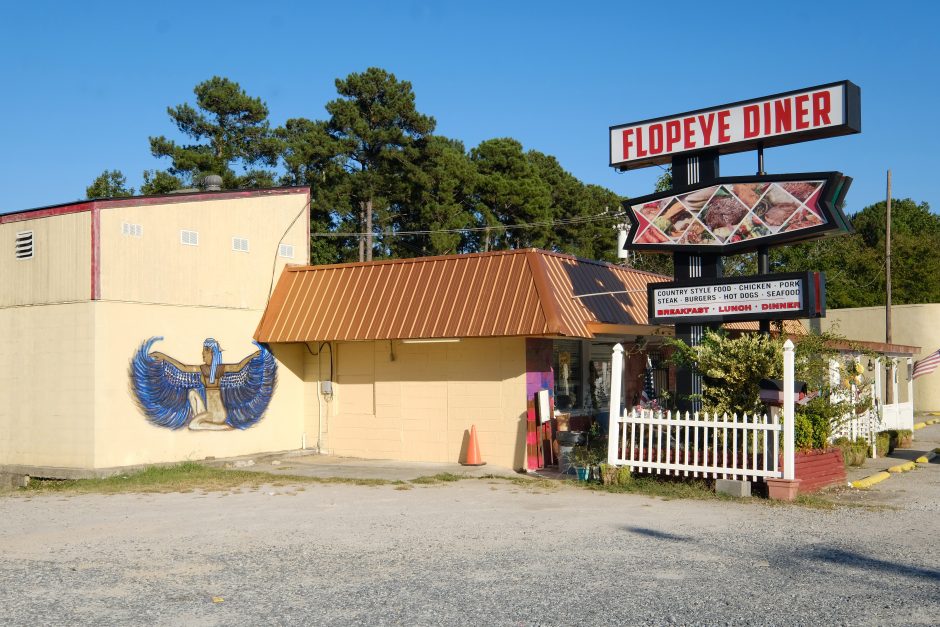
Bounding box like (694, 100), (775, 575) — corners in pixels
(610, 410), (783, 481)
(607, 340), (797, 482)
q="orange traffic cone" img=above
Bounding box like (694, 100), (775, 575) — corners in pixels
(461, 424), (486, 466)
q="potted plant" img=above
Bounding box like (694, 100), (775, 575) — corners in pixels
(571, 446), (598, 481)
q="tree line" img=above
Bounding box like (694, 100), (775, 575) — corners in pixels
(87, 70), (621, 265)
(87, 70), (939, 306)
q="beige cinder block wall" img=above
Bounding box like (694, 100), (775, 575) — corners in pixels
(0, 212), (91, 306)
(98, 193), (309, 309)
(316, 337), (528, 469)
(820, 304), (940, 411)
(0, 303), (96, 468)
(92, 302), (306, 468)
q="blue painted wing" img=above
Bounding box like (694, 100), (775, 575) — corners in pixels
(220, 342), (277, 430)
(129, 337), (203, 430)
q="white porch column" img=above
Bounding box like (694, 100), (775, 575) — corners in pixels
(874, 357), (883, 408)
(907, 357), (914, 408)
(608, 343), (624, 465)
(891, 358), (900, 415)
(783, 339), (795, 481)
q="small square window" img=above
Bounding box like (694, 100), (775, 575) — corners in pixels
(279, 243), (295, 259)
(180, 230), (199, 246)
(232, 237), (250, 253)
(15, 230), (33, 259)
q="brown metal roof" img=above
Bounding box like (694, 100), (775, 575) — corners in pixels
(255, 249), (669, 342)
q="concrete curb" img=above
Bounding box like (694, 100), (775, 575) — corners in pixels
(913, 422), (927, 431)
(850, 471), (891, 489)
(915, 449), (940, 464)
(854, 448), (937, 488)
(886, 461), (916, 473)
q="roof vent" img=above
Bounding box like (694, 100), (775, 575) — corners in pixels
(203, 174), (223, 192)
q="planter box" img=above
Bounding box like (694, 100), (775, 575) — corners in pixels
(793, 449), (846, 493)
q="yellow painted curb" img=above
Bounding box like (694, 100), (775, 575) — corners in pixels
(851, 471), (891, 489)
(928, 418), (939, 425)
(916, 450), (939, 464)
(913, 422), (927, 430)
(930, 411), (940, 416)
(887, 461), (916, 473)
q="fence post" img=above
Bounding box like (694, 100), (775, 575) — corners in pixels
(783, 339), (795, 481)
(608, 343), (624, 465)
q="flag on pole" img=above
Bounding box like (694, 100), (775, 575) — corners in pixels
(912, 349), (940, 380)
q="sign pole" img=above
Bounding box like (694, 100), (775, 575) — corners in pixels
(758, 246), (771, 335)
(885, 169), (893, 404)
(671, 150), (721, 412)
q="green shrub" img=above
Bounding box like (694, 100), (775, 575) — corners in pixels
(832, 436), (867, 466)
(875, 433), (890, 457)
(795, 413), (815, 451)
(880, 429), (913, 451)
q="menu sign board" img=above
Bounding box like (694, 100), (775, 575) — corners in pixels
(624, 172), (852, 254)
(609, 81), (861, 171)
(648, 272), (825, 325)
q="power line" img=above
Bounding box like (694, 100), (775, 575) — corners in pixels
(309, 209), (627, 238)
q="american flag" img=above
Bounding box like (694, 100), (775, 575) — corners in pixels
(913, 349), (940, 380)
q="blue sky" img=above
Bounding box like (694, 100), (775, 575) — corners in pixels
(1, 0), (937, 216)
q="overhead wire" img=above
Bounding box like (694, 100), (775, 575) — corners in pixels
(308, 209), (627, 238)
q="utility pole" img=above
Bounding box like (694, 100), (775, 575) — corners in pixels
(885, 170), (893, 404)
(365, 198), (373, 262)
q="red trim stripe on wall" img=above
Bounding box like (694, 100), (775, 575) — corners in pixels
(91, 204), (100, 300)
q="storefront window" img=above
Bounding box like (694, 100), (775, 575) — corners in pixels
(552, 340), (581, 411)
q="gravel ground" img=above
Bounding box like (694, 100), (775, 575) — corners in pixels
(1, 472), (938, 627)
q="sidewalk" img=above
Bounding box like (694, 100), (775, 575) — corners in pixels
(214, 449), (523, 483)
(842, 418), (940, 486)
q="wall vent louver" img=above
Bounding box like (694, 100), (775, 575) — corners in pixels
(232, 237), (250, 252)
(278, 243), (295, 259)
(15, 231), (33, 259)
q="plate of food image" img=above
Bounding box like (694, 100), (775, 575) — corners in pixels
(678, 185), (718, 213)
(637, 200), (665, 220)
(753, 186), (801, 232)
(701, 190), (748, 242)
(731, 183), (769, 209)
(782, 208), (825, 232)
(779, 181), (822, 203)
(651, 199), (695, 240)
(729, 216), (771, 243)
(677, 220), (717, 245)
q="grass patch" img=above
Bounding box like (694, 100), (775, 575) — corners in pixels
(480, 474), (559, 491)
(19, 462), (394, 495)
(575, 473), (846, 509)
(583, 475), (732, 501)
(409, 472), (464, 485)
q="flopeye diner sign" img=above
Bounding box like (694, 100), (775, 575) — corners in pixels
(609, 81), (861, 170)
(647, 272), (825, 325)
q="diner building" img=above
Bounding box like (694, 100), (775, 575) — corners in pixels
(254, 249), (676, 471)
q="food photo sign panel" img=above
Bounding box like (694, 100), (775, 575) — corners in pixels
(609, 81), (861, 170)
(623, 172), (852, 254)
(647, 272), (825, 325)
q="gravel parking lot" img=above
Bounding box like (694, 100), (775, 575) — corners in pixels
(1, 463), (938, 627)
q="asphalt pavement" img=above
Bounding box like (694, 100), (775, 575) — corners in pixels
(1, 454), (937, 625)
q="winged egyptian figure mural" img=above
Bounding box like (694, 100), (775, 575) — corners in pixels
(129, 337), (277, 430)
